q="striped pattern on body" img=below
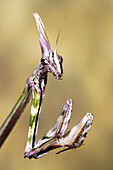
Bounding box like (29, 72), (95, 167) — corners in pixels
(25, 90), (40, 153)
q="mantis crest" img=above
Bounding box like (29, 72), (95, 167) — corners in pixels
(0, 13), (93, 159)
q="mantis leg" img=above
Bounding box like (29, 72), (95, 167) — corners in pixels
(24, 99), (72, 158)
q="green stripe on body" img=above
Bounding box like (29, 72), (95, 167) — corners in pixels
(27, 90), (40, 144)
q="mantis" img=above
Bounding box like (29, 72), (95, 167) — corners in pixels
(0, 13), (93, 159)
(0, 13), (63, 150)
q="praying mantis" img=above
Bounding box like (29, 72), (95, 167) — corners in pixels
(0, 13), (93, 159)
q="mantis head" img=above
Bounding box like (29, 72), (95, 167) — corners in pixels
(33, 13), (63, 80)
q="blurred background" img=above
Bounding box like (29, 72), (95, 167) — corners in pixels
(0, 0), (113, 169)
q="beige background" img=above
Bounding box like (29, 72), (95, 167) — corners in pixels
(0, 0), (113, 169)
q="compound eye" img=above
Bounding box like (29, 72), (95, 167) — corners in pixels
(58, 55), (63, 63)
(61, 56), (63, 63)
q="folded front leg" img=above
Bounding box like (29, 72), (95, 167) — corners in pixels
(24, 99), (72, 158)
